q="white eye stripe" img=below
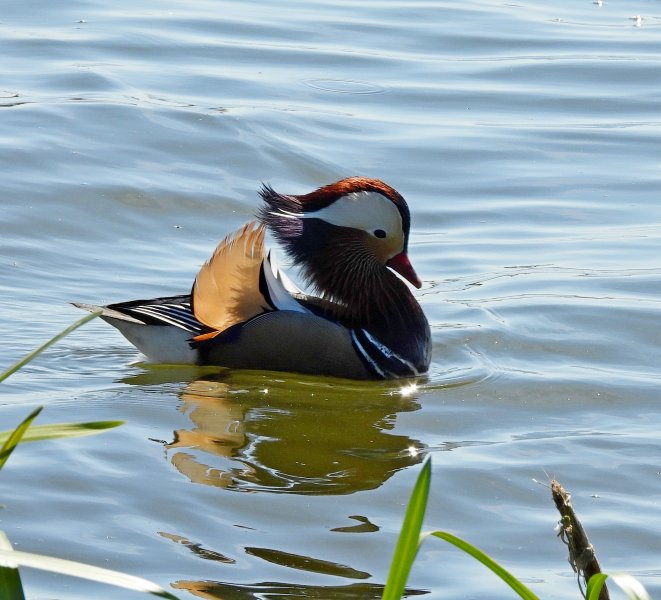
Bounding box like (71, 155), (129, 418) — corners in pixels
(305, 191), (403, 238)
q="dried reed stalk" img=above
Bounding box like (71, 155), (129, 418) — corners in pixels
(551, 480), (609, 600)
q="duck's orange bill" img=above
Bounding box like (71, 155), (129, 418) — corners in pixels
(386, 252), (422, 289)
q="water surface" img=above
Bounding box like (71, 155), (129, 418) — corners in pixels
(1, 1), (660, 598)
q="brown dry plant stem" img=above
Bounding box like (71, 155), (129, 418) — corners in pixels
(551, 480), (609, 600)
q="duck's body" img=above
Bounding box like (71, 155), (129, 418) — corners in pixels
(76, 177), (431, 379)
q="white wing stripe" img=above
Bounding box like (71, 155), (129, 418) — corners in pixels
(144, 305), (200, 327)
(351, 330), (390, 379)
(267, 250), (305, 296)
(263, 252), (310, 313)
(130, 306), (202, 333)
(359, 329), (420, 376)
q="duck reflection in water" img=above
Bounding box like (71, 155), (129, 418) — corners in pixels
(162, 371), (426, 495)
(172, 579), (428, 599)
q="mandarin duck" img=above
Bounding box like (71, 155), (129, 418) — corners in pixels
(75, 177), (431, 379)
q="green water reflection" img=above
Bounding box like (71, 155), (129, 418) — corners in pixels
(124, 368), (429, 596)
(154, 370), (426, 495)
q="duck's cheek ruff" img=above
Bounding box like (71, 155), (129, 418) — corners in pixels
(350, 329), (421, 379)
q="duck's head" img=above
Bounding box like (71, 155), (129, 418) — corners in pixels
(258, 177), (422, 313)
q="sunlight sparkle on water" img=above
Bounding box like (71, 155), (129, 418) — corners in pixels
(399, 383), (418, 397)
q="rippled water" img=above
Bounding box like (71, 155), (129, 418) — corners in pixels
(2, 1), (661, 598)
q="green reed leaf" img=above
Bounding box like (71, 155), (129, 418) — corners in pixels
(587, 573), (651, 600)
(0, 311), (101, 383)
(0, 420), (123, 446)
(381, 456), (431, 600)
(425, 530), (540, 600)
(0, 549), (178, 599)
(0, 407), (43, 471)
(0, 531), (25, 600)
(586, 573), (609, 600)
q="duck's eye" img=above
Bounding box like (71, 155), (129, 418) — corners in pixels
(373, 229), (387, 239)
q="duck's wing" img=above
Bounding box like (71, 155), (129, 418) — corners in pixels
(73, 296), (204, 335)
(192, 221), (310, 340)
(72, 296), (203, 364)
(73, 222), (313, 359)
(192, 221), (268, 335)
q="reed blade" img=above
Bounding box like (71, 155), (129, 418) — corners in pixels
(381, 457), (431, 600)
(0, 549), (178, 599)
(0, 311), (101, 383)
(0, 407), (43, 470)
